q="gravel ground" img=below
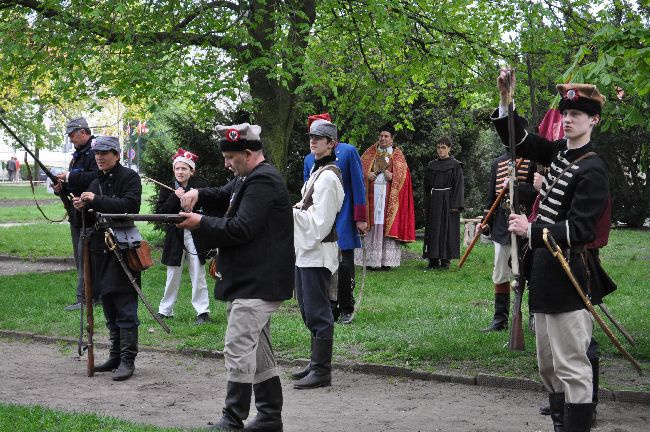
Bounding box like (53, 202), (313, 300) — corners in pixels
(0, 255), (74, 276)
(0, 338), (648, 431)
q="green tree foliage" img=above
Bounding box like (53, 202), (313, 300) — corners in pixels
(1, 0), (648, 225)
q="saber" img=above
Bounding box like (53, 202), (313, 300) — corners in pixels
(104, 230), (171, 334)
(349, 234), (367, 322)
(542, 228), (642, 375)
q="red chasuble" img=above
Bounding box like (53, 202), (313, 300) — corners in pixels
(360, 143), (415, 242)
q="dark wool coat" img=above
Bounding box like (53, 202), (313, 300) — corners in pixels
(155, 176), (209, 266)
(492, 110), (609, 314)
(85, 163), (142, 296)
(423, 156), (464, 260)
(63, 136), (99, 227)
(196, 162), (295, 302)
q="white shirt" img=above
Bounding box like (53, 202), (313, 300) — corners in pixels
(293, 167), (345, 273)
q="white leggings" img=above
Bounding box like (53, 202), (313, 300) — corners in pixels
(158, 229), (210, 316)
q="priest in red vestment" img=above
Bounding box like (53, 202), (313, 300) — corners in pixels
(354, 124), (415, 269)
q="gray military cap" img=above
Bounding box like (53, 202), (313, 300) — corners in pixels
(93, 136), (121, 153)
(308, 119), (337, 141)
(66, 117), (90, 135)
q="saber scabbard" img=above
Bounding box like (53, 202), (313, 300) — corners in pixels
(350, 233), (367, 322)
(542, 228), (642, 375)
(104, 231), (171, 334)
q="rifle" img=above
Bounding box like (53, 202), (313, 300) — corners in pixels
(95, 213), (187, 226)
(504, 69), (525, 352)
(543, 229), (642, 375)
(82, 208), (94, 376)
(598, 303), (635, 346)
(0, 117), (72, 211)
(458, 158), (524, 268)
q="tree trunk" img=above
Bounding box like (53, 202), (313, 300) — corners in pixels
(249, 71), (296, 175)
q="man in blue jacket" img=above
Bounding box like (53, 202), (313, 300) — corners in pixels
(303, 113), (367, 325)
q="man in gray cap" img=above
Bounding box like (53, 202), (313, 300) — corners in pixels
(291, 118), (344, 390)
(72, 135), (143, 381)
(53, 117), (100, 311)
(178, 123), (293, 432)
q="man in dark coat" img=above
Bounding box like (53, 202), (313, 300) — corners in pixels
(480, 152), (536, 332)
(54, 117), (100, 311)
(72, 136), (142, 382)
(494, 70), (608, 432)
(423, 137), (464, 269)
(178, 123), (294, 432)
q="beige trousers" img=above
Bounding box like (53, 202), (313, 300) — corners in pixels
(535, 309), (593, 403)
(224, 299), (282, 384)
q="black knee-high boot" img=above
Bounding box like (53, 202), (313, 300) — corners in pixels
(293, 337), (332, 389)
(243, 376), (283, 431)
(549, 392), (565, 432)
(113, 327), (138, 381)
(95, 328), (120, 372)
(565, 403), (592, 432)
(290, 336), (314, 380)
(481, 289), (510, 332)
(211, 381), (252, 430)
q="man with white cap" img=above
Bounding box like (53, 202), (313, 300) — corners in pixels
(178, 123), (293, 432)
(54, 117), (100, 311)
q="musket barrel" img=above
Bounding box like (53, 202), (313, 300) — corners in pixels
(96, 213), (187, 224)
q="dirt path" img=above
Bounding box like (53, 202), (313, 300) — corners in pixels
(0, 255), (74, 276)
(0, 339), (647, 431)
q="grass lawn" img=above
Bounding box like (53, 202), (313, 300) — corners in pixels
(0, 227), (648, 390)
(0, 183), (156, 224)
(0, 184), (52, 200)
(0, 403), (182, 432)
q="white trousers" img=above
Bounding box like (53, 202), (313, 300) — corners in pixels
(225, 299), (282, 384)
(492, 241), (512, 284)
(158, 229), (210, 316)
(535, 309), (593, 403)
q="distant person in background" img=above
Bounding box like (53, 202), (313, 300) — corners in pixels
(54, 117), (100, 311)
(355, 124), (415, 269)
(14, 157), (20, 181)
(6, 157), (16, 181)
(156, 148), (211, 325)
(422, 137), (464, 270)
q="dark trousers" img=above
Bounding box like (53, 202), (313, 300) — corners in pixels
(295, 267), (334, 339)
(102, 291), (140, 330)
(336, 249), (356, 314)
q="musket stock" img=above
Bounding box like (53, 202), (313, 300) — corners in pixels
(82, 209), (94, 376)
